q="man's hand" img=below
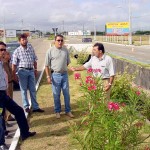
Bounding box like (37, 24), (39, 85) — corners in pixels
(70, 67), (76, 72)
(47, 77), (52, 84)
(13, 74), (19, 83)
(34, 70), (38, 77)
(104, 84), (111, 92)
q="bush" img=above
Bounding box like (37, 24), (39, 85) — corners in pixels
(71, 69), (150, 149)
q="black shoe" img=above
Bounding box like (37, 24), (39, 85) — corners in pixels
(5, 130), (10, 136)
(32, 108), (44, 113)
(25, 107), (30, 113)
(22, 131), (36, 141)
(7, 116), (16, 121)
(0, 144), (9, 150)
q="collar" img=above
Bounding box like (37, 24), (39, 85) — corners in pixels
(99, 54), (105, 61)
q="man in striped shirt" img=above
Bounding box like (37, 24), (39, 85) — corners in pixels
(12, 34), (44, 113)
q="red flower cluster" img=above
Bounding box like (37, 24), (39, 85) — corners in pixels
(136, 90), (141, 96)
(74, 73), (81, 80)
(108, 102), (120, 111)
(85, 76), (97, 91)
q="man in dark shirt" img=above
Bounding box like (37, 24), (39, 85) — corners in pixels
(0, 41), (36, 150)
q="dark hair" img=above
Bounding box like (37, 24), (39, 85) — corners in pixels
(0, 41), (6, 47)
(93, 43), (105, 53)
(18, 34), (27, 41)
(55, 34), (64, 41)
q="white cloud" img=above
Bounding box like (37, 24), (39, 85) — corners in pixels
(0, 0), (150, 31)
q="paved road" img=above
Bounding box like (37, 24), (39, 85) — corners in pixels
(65, 36), (150, 64)
(103, 43), (150, 64)
(6, 38), (50, 147)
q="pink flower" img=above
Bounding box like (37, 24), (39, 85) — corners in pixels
(108, 102), (120, 111)
(85, 76), (93, 84)
(74, 73), (81, 80)
(88, 86), (92, 91)
(87, 68), (93, 73)
(136, 91), (141, 96)
(91, 85), (97, 90)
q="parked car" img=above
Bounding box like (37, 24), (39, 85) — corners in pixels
(82, 38), (92, 42)
(6, 42), (20, 90)
(6, 42), (20, 56)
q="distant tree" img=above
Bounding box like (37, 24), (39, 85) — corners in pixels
(134, 30), (150, 35)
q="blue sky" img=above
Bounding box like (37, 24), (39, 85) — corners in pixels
(0, 0), (150, 32)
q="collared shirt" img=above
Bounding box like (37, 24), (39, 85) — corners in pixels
(0, 61), (8, 90)
(12, 43), (37, 68)
(45, 46), (70, 72)
(83, 54), (115, 78)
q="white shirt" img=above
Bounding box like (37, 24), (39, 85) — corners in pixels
(0, 61), (8, 90)
(83, 54), (115, 78)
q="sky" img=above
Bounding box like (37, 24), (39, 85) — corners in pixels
(0, 0), (150, 32)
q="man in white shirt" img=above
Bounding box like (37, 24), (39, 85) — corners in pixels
(70, 43), (115, 100)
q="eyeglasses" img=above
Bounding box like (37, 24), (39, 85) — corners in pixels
(0, 49), (6, 52)
(56, 40), (63, 42)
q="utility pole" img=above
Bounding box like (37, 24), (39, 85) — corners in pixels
(128, 0), (132, 45)
(93, 17), (96, 41)
(21, 19), (23, 34)
(62, 20), (64, 35)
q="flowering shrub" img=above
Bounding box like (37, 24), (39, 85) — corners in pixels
(71, 69), (150, 149)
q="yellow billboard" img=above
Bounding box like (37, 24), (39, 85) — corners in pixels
(106, 22), (129, 28)
(105, 22), (129, 35)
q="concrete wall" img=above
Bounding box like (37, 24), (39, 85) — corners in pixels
(113, 58), (150, 90)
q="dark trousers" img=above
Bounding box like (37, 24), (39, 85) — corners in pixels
(0, 90), (29, 144)
(0, 116), (4, 145)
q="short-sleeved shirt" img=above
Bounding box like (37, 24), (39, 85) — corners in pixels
(45, 46), (70, 73)
(0, 61), (8, 90)
(12, 43), (37, 68)
(83, 54), (115, 78)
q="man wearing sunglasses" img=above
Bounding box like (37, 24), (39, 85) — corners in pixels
(45, 35), (74, 119)
(0, 41), (36, 149)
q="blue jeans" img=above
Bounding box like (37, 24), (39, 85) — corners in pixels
(51, 73), (71, 113)
(17, 68), (39, 110)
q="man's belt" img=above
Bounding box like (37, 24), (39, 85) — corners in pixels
(19, 67), (33, 70)
(51, 70), (67, 74)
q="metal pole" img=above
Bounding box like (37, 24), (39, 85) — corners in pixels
(3, 9), (6, 43)
(128, 0), (132, 45)
(93, 18), (96, 41)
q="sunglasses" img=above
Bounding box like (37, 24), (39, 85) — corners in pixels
(56, 40), (63, 42)
(0, 48), (6, 52)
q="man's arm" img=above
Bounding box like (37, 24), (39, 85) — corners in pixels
(70, 65), (86, 72)
(45, 66), (52, 84)
(12, 64), (18, 82)
(34, 61), (38, 77)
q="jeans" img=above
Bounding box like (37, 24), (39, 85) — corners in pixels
(17, 68), (39, 110)
(0, 91), (30, 140)
(51, 73), (71, 113)
(0, 116), (5, 145)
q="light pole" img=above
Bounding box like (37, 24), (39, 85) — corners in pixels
(93, 17), (96, 41)
(128, 0), (132, 45)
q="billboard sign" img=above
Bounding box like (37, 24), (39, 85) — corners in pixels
(6, 29), (16, 37)
(106, 22), (129, 35)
